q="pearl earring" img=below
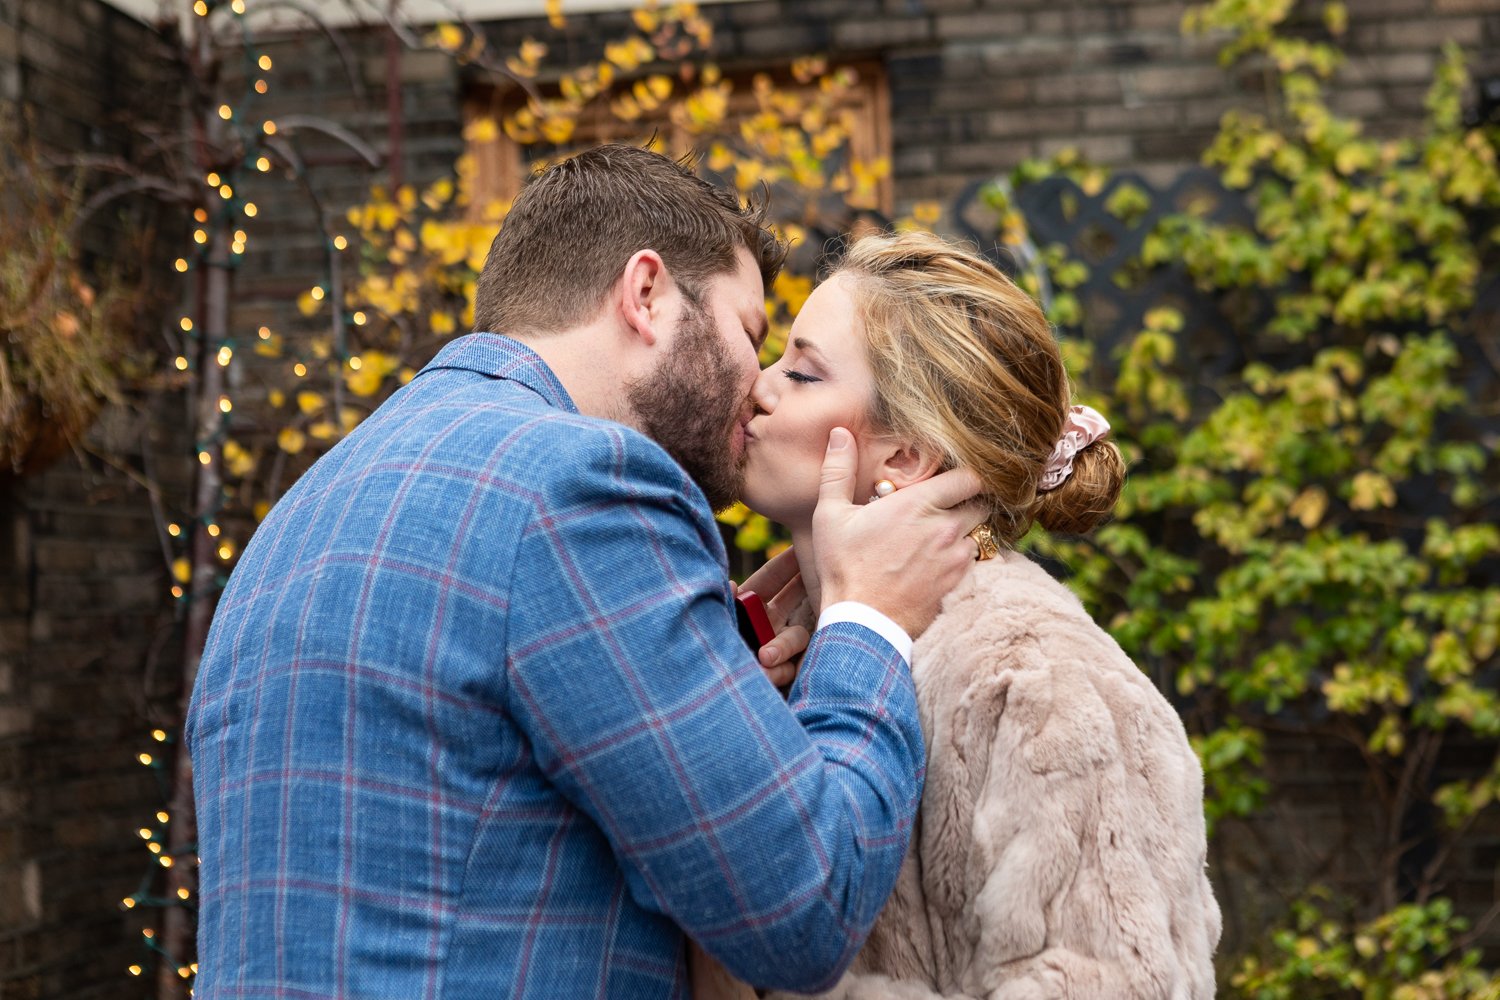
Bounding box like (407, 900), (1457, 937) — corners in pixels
(868, 479), (896, 503)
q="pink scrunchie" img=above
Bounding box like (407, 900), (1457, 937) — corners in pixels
(1038, 405), (1111, 492)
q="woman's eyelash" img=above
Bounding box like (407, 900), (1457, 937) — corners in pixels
(783, 369), (821, 384)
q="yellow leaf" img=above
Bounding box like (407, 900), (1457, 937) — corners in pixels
(308, 421), (336, 441)
(539, 115), (576, 144)
(339, 407), (362, 433)
(297, 391), (326, 415)
(253, 501), (270, 522)
(278, 427), (306, 454)
(430, 23), (464, 52)
(632, 7), (659, 31)
(268, 389), (285, 408)
(463, 117), (499, 143)
(399, 367), (417, 384)
(172, 558), (192, 584)
(296, 291), (322, 317)
(254, 333), (284, 358)
(1349, 471), (1396, 510)
(545, 0), (565, 29)
(346, 367), (386, 398)
(1288, 487), (1328, 529)
(431, 311), (456, 335)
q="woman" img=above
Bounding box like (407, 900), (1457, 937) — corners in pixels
(695, 231), (1220, 999)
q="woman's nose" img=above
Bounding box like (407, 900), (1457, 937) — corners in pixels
(750, 366), (778, 414)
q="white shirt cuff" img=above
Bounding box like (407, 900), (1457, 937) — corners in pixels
(817, 602), (913, 665)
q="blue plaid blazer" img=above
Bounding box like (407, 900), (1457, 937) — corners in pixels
(187, 333), (925, 999)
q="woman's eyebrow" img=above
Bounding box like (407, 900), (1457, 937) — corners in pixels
(791, 337), (826, 361)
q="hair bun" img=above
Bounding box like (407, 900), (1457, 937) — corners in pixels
(1033, 437), (1125, 535)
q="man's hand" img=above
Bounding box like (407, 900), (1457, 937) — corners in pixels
(812, 428), (985, 639)
(739, 547), (814, 689)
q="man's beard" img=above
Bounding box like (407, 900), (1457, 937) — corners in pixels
(626, 299), (747, 512)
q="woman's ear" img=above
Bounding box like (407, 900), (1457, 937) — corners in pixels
(618, 249), (667, 347)
(872, 439), (944, 490)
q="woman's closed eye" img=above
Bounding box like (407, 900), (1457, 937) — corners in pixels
(783, 369), (822, 384)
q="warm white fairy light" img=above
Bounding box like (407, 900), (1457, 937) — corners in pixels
(157, 810), (170, 823)
(217, 345), (233, 366)
(193, 207), (208, 222)
(255, 79), (268, 94)
(262, 121), (276, 136)
(256, 156), (271, 172)
(348, 356), (363, 370)
(174, 356), (189, 371)
(244, 202), (259, 217)
(206, 172), (221, 186)
(193, 230), (208, 244)
(293, 363), (307, 377)
(352, 311), (367, 326)
(333, 235), (348, 250)
(219, 396), (233, 413)
(219, 184), (234, 200)
(159, 855), (173, 868)
(180, 317), (193, 332)
(198, 451), (212, 466)
(218, 104), (233, 121)
(206, 523), (221, 537)
(153, 729), (167, 742)
(138, 753), (153, 766)
(167, 522), (181, 536)
(258, 326), (272, 339)
(174, 258), (189, 272)
(310, 286), (325, 301)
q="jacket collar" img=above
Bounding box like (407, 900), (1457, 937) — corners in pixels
(415, 332), (578, 414)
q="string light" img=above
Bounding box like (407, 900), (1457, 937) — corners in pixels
(179, 967), (193, 979)
(348, 356), (363, 370)
(198, 451), (212, 466)
(194, 208), (208, 223)
(259, 54), (272, 71)
(180, 317), (194, 332)
(192, 0), (206, 13)
(218, 543), (234, 560)
(159, 856), (174, 868)
(174, 356), (189, 371)
(148, 843), (163, 854)
(262, 121), (276, 136)
(310, 286), (325, 301)
(230, 0), (245, 12)
(171, 585), (184, 599)
(177, 888), (191, 901)
(219, 184), (234, 200)
(352, 311), (367, 326)
(255, 79), (268, 94)
(333, 235), (348, 250)
(138, 828), (153, 840)
(244, 202), (259, 217)
(138, 753), (153, 766)
(218, 105), (233, 121)
(123, 898), (137, 909)
(206, 172), (221, 186)
(142, 929), (155, 939)
(129, 965), (143, 976)
(219, 396), (233, 413)
(234, 230), (247, 243)
(194, 230), (208, 244)
(157, 811), (170, 823)
(168, 522), (181, 536)
(206, 523), (221, 538)
(258, 326), (272, 339)
(255, 156), (271, 172)
(217, 346), (234, 366)
(293, 363), (307, 377)
(175, 258), (189, 272)
(153, 729), (167, 742)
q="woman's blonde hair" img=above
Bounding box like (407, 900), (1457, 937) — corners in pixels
(834, 230), (1125, 544)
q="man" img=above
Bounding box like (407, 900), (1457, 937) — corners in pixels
(187, 144), (983, 999)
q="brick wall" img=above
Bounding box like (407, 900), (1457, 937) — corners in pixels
(1, 0), (188, 997)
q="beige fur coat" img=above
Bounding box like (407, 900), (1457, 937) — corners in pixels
(692, 551), (1221, 1000)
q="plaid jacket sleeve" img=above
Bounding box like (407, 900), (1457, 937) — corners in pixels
(504, 420), (925, 993)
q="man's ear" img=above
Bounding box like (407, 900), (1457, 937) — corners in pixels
(873, 439), (945, 490)
(617, 249), (669, 348)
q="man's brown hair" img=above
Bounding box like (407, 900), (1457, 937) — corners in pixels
(472, 144), (786, 335)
